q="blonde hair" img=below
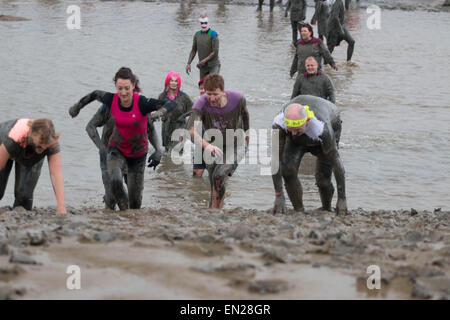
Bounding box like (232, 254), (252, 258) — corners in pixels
(28, 119), (60, 145)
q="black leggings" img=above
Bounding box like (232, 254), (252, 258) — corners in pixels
(106, 148), (146, 210)
(0, 159), (44, 210)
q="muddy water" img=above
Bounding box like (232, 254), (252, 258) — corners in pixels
(0, 1), (449, 211)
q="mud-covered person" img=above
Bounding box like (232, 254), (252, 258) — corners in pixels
(187, 74), (250, 208)
(290, 23), (337, 78)
(185, 13), (221, 79)
(85, 79), (163, 209)
(271, 95), (347, 215)
(291, 56), (336, 103)
(157, 71), (193, 153)
(311, 0), (330, 41)
(0, 118), (66, 214)
(327, 0), (355, 61)
(69, 67), (175, 210)
(285, 0), (307, 45)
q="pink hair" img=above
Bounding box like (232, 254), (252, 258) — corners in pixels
(164, 71), (181, 100)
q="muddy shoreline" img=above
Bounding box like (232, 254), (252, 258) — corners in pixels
(1, 206), (448, 299)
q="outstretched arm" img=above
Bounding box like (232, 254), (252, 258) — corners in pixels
(69, 90), (112, 118)
(48, 152), (66, 214)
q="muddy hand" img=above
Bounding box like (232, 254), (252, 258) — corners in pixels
(69, 103), (81, 118)
(336, 198), (348, 216)
(272, 193), (287, 215)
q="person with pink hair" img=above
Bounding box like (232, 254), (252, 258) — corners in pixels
(157, 71), (193, 152)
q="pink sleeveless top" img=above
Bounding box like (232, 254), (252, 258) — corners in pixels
(109, 92), (148, 158)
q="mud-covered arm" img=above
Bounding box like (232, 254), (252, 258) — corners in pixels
(324, 76), (336, 104)
(320, 42), (336, 67)
(183, 94), (194, 114)
(85, 105), (109, 151)
(139, 96), (176, 117)
(291, 76), (303, 99)
(187, 110), (206, 147)
(187, 34), (198, 65)
(290, 54), (298, 77)
(321, 124), (345, 202)
(47, 152), (66, 214)
(0, 144), (10, 171)
(271, 125), (286, 194)
(202, 36), (219, 65)
(69, 90), (112, 118)
(239, 97), (250, 132)
(147, 120), (162, 152)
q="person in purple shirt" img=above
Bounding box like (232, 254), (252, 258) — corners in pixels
(187, 74), (250, 209)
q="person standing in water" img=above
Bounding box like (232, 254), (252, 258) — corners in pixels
(69, 67), (175, 210)
(0, 118), (66, 214)
(157, 71), (193, 153)
(290, 23), (337, 78)
(285, 0), (307, 45)
(186, 13), (221, 79)
(311, 0), (330, 41)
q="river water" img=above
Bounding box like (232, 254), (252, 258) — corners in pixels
(1, 0), (449, 212)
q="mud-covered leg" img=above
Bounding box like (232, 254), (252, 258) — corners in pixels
(291, 20), (299, 44)
(315, 153), (334, 212)
(343, 25), (355, 61)
(257, 0), (263, 11)
(281, 138), (305, 212)
(210, 163), (238, 209)
(100, 148), (116, 209)
(126, 154), (146, 209)
(107, 148), (128, 210)
(0, 159), (13, 201)
(270, 0), (275, 11)
(13, 159), (44, 210)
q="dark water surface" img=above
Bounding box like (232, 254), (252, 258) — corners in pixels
(1, 0), (449, 211)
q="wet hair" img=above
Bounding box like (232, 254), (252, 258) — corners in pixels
(113, 67), (141, 93)
(28, 119), (60, 145)
(299, 23), (314, 38)
(198, 77), (206, 87)
(204, 74), (224, 91)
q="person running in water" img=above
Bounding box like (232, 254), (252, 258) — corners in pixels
(86, 98), (163, 209)
(271, 95), (347, 215)
(187, 74), (250, 208)
(69, 67), (175, 210)
(311, 0), (330, 41)
(0, 118), (66, 214)
(327, 0), (355, 61)
(186, 13), (221, 79)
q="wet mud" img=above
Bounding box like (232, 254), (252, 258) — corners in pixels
(0, 205), (448, 299)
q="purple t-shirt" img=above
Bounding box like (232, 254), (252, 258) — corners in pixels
(192, 90), (243, 131)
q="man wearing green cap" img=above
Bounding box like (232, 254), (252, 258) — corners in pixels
(271, 95), (347, 215)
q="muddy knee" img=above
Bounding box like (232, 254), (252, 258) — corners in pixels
(281, 164), (298, 180)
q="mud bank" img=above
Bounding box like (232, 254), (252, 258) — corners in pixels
(0, 205), (448, 299)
